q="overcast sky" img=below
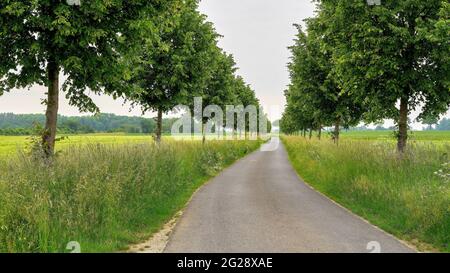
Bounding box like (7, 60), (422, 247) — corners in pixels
(0, 0), (315, 121)
(199, 0), (316, 121)
(0, 0), (447, 128)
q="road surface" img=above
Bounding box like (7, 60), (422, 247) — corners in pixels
(164, 138), (414, 253)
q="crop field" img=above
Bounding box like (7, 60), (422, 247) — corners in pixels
(1, 131), (449, 158)
(0, 133), (263, 158)
(0, 134), (159, 157)
(339, 130), (450, 142)
(282, 134), (450, 252)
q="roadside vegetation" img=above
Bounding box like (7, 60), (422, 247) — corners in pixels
(281, 1), (449, 152)
(282, 135), (450, 252)
(280, 0), (449, 252)
(0, 0), (268, 253)
(0, 140), (261, 252)
(0, 134), (163, 157)
(340, 131), (450, 142)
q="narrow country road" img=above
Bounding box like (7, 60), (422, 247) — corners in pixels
(164, 138), (414, 253)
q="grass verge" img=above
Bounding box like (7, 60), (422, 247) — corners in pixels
(0, 140), (261, 252)
(282, 136), (450, 252)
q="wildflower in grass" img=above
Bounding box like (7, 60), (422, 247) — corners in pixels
(434, 162), (450, 182)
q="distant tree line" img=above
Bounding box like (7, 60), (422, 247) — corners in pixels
(345, 117), (450, 131)
(425, 118), (450, 131)
(0, 113), (180, 135)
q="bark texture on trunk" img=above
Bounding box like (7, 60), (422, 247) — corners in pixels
(202, 122), (206, 144)
(397, 97), (409, 153)
(42, 61), (59, 157)
(155, 108), (163, 143)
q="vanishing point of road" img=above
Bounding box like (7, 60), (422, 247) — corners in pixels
(164, 138), (415, 253)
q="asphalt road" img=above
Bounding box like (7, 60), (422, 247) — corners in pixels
(164, 138), (415, 253)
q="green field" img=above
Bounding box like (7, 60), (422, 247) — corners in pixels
(0, 133), (264, 157)
(1, 132), (449, 252)
(340, 130), (450, 142)
(282, 134), (450, 252)
(0, 134), (158, 157)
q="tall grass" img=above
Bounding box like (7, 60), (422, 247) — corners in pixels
(0, 134), (162, 157)
(282, 136), (450, 252)
(339, 130), (450, 142)
(0, 140), (261, 253)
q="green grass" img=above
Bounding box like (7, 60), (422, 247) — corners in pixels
(0, 139), (261, 253)
(0, 133), (260, 157)
(282, 135), (450, 252)
(339, 130), (450, 142)
(0, 134), (160, 157)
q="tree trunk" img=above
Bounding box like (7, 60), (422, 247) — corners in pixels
(42, 61), (59, 157)
(155, 108), (163, 143)
(334, 118), (341, 145)
(318, 126), (322, 140)
(397, 97), (409, 153)
(202, 122), (206, 144)
(309, 129), (312, 140)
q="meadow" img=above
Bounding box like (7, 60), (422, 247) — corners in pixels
(0, 133), (262, 157)
(282, 134), (450, 252)
(340, 130), (450, 142)
(0, 137), (261, 252)
(0, 134), (158, 157)
(1, 131), (448, 252)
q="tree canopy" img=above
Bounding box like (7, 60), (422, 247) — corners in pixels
(0, 0), (177, 154)
(0, 0), (262, 151)
(128, 0), (220, 142)
(282, 0), (449, 152)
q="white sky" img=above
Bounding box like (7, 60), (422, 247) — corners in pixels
(0, 0), (448, 129)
